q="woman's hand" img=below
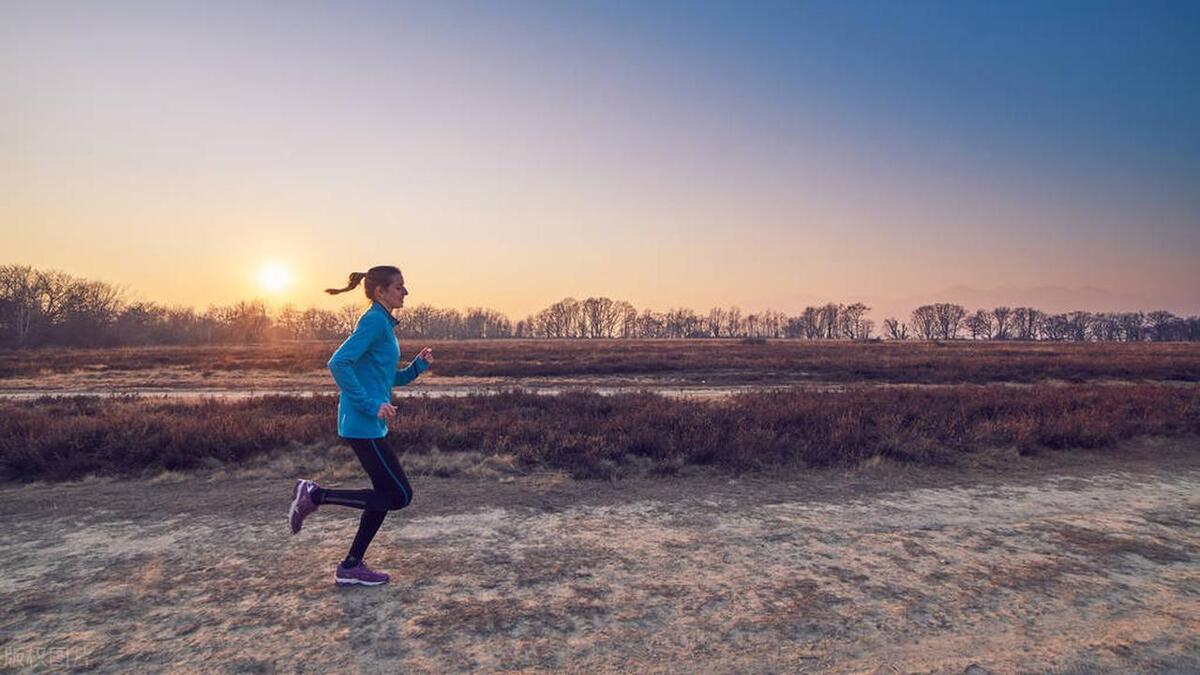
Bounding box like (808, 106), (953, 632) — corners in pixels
(376, 402), (397, 420)
(417, 347), (434, 364)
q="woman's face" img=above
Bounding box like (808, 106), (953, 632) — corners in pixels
(375, 273), (408, 310)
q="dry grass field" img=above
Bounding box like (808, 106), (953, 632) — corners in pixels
(2, 339), (1199, 385)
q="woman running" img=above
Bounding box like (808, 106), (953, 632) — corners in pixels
(287, 265), (433, 587)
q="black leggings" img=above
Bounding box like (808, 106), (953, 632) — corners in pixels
(314, 436), (413, 565)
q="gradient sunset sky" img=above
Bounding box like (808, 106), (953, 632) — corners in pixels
(3, 1), (1198, 319)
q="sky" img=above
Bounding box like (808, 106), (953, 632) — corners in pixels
(3, 0), (1198, 320)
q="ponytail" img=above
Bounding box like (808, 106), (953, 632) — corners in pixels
(325, 272), (367, 295)
(325, 266), (402, 300)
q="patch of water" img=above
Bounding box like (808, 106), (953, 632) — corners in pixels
(0, 384), (826, 401)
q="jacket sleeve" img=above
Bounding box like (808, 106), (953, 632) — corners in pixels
(393, 355), (430, 387)
(328, 313), (384, 417)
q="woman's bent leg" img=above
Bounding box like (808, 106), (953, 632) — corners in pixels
(315, 487), (391, 510)
(339, 437), (412, 567)
(356, 437), (412, 510)
(313, 436), (412, 511)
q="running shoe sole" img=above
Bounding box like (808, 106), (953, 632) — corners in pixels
(334, 576), (388, 587)
(288, 479), (307, 534)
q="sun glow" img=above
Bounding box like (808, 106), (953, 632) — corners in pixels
(257, 262), (292, 293)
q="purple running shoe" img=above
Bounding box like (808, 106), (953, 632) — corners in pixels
(288, 479), (319, 535)
(335, 561), (390, 587)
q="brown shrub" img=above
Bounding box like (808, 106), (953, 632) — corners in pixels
(1, 384), (1197, 482)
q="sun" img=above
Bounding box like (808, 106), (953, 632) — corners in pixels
(258, 262), (292, 293)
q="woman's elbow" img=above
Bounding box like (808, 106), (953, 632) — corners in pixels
(327, 356), (349, 376)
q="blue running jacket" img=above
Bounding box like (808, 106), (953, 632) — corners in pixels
(327, 301), (429, 438)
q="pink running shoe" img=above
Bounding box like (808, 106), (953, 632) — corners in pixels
(288, 479), (319, 535)
(335, 561), (390, 587)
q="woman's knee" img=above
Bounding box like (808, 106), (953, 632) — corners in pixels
(385, 488), (412, 510)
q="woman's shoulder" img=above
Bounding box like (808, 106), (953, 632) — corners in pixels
(357, 309), (386, 326)
(353, 309), (388, 333)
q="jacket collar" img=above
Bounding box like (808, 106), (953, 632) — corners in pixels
(370, 301), (399, 327)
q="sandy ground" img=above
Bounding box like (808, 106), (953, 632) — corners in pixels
(1, 443), (1197, 674)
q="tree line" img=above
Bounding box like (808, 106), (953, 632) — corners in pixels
(2, 265), (1198, 347)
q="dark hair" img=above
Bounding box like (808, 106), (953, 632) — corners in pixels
(325, 266), (402, 300)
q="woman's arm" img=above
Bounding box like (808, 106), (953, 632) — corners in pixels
(394, 347), (433, 387)
(328, 313), (384, 417)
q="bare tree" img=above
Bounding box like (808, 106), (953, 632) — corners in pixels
(1012, 307), (1043, 340)
(1041, 313), (1070, 341)
(839, 303), (871, 340)
(744, 313), (760, 338)
(114, 301), (166, 345)
(36, 269), (74, 328)
(818, 303), (841, 339)
(0, 265), (40, 344)
(55, 279), (125, 345)
(1147, 310), (1184, 341)
(1116, 312), (1145, 342)
(636, 309), (664, 338)
(784, 315), (805, 338)
(428, 308), (465, 339)
(798, 306), (822, 339)
(541, 298), (581, 338)
(617, 301), (638, 338)
(1187, 316), (1200, 341)
(665, 307), (700, 338)
(398, 304), (432, 337)
(883, 317), (908, 340)
(909, 305), (938, 340)
(932, 303), (967, 340)
(337, 304), (365, 335)
(203, 301), (272, 343)
(1090, 313), (1121, 342)
(706, 307), (727, 337)
(300, 308), (344, 339)
(759, 309), (786, 338)
(965, 309), (994, 340)
(724, 306), (743, 338)
(275, 304), (305, 340)
(859, 319), (875, 339)
(1065, 311), (1092, 341)
(991, 306), (1013, 340)
(514, 316), (534, 338)
(581, 297), (620, 338)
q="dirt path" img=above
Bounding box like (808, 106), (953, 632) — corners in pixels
(1, 446), (1198, 673)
